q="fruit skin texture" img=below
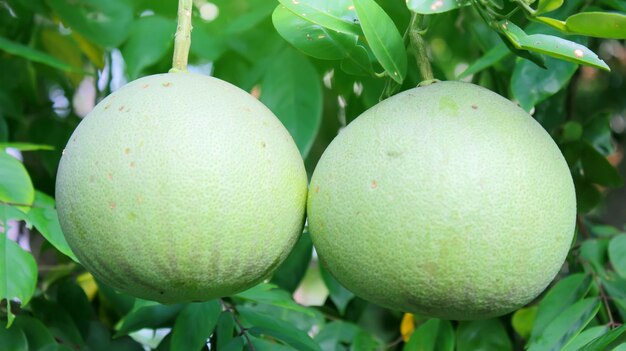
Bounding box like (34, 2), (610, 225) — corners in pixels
(56, 73), (308, 303)
(307, 81), (576, 320)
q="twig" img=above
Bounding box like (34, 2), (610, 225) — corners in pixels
(597, 279), (622, 328)
(577, 215), (590, 239)
(220, 299), (256, 351)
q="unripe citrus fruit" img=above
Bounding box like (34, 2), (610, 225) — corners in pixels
(56, 73), (308, 303)
(308, 81), (576, 320)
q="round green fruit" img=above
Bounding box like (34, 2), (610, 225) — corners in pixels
(307, 81), (576, 320)
(56, 73), (308, 303)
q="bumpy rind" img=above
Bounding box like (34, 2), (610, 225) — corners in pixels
(307, 81), (576, 320)
(56, 73), (308, 303)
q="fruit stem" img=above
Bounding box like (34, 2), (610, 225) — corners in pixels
(170, 0), (193, 73)
(409, 13), (434, 82)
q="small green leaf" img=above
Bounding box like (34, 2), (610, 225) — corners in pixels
(221, 336), (245, 351)
(536, 0), (563, 15)
(0, 320), (27, 351)
(534, 17), (568, 32)
(47, 0), (134, 48)
(0, 211), (37, 327)
(528, 298), (601, 351)
(530, 274), (593, 343)
(122, 15), (175, 79)
(235, 283), (317, 316)
(561, 326), (609, 351)
(456, 319), (512, 351)
(458, 44), (509, 79)
(561, 122), (583, 143)
(171, 300), (221, 351)
(0, 37), (85, 74)
(0, 143), (54, 151)
(277, 0), (361, 35)
(30, 298), (85, 347)
(319, 265), (355, 315)
(609, 234), (626, 279)
(580, 142), (623, 188)
(260, 48), (322, 157)
(216, 312), (236, 349)
(512, 306), (538, 340)
(499, 21), (609, 71)
(0, 153), (34, 211)
(580, 239), (609, 276)
(12, 316), (56, 351)
(353, 0), (407, 83)
(566, 12), (626, 40)
(404, 319), (455, 351)
(238, 305), (322, 351)
(115, 300), (184, 337)
(407, 0), (471, 14)
(573, 176), (602, 214)
(315, 321), (381, 350)
(579, 325), (626, 351)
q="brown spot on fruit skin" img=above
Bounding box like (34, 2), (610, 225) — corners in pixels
(124, 148), (131, 154)
(142, 84), (150, 89)
(107, 173), (113, 181)
(162, 82), (172, 87)
(130, 162), (135, 168)
(104, 104), (111, 110)
(315, 186), (319, 193)
(471, 105), (478, 110)
(109, 202), (116, 210)
(119, 106), (125, 112)
(261, 141), (266, 148)
(371, 180), (378, 189)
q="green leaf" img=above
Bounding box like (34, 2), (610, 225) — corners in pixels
(581, 239), (609, 276)
(580, 325), (626, 351)
(527, 298), (601, 351)
(260, 48), (322, 157)
(609, 234), (626, 279)
(353, 0), (407, 83)
(238, 305), (322, 351)
(530, 274), (593, 343)
(235, 283), (317, 316)
(534, 17), (568, 32)
(216, 312), (236, 349)
(314, 321), (376, 351)
(86, 322), (143, 351)
(221, 336), (245, 351)
(407, 0), (471, 14)
(573, 176), (602, 214)
(404, 319), (455, 351)
(276, 0), (361, 35)
(47, 0), (133, 48)
(456, 319), (512, 351)
(512, 306), (538, 340)
(23, 192), (77, 262)
(458, 44), (509, 79)
(271, 230), (313, 292)
(566, 12), (626, 40)
(115, 300), (184, 337)
(0, 210), (37, 326)
(562, 326), (609, 351)
(319, 264), (355, 315)
(122, 15), (175, 80)
(56, 280), (95, 338)
(0, 320), (27, 351)
(12, 316), (56, 351)
(536, 0), (564, 15)
(0, 143), (54, 151)
(0, 152), (34, 211)
(0, 37), (85, 74)
(499, 21), (609, 71)
(171, 300), (221, 351)
(511, 55), (577, 111)
(580, 142), (623, 188)
(30, 298), (85, 347)
(247, 335), (297, 350)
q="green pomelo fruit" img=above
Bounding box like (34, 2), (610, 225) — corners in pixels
(56, 73), (308, 303)
(307, 81), (576, 320)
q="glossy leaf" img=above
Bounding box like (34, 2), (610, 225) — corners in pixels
(573, 176), (602, 214)
(580, 239), (609, 276)
(404, 319), (455, 351)
(315, 321), (381, 351)
(0, 152), (34, 211)
(221, 336), (245, 351)
(238, 305), (322, 351)
(456, 319), (512, 351)
(122, 15), (176, 79)
(12, 316), (56, 351)
(530, 274), (593, 343)
(319, 264), (355, 315)
(0, 214), (37, 326)
(115, 300), (184, 337)
(353, 0), (407, 83)
(0, 36), (85, 74)
(580, 325), (626, 351)
(527, 298), (601, 351)
(0, 320), (27, 351)
(536, 0), (564, 15)
(562, 325), (609, 351)
(216, 312), (236, 349)
(609, 235), (626, 279)
(580, 142), (623, 188)
(566, 12), (626, 40)
(458, 43), (509, 79)
(534, 16), (568, 32)
(277, 0), (361, 35)
(235, 283), (317, 316)
(499, 20), (609, 71)
(47, 0), (134, 48)
(260, 48), (323, 157)
(171, 300), (221, 351)
(511, 56), (577, 111)
(407, 0), (471, 14)
(512, 306), (538, 340)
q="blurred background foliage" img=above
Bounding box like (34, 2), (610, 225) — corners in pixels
(1, 0), (626, 350)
